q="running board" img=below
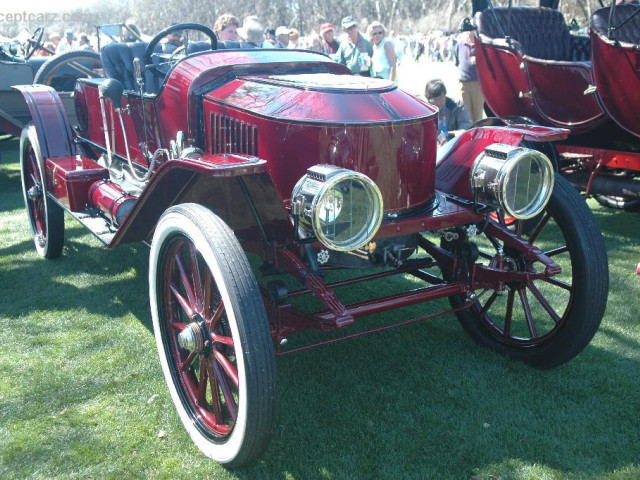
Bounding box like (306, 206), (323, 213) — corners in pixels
(69, 208), (116, 245)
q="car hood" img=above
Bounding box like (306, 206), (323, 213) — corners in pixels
(204, 73), (436, 125)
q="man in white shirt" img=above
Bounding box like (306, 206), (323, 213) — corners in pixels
(56, 31), (77, 54)
(275, 26), (291, 48)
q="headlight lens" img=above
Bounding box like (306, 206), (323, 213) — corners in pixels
(317, 188), (343, 224)
(470, 144), (554, 219)
(292, 165), (383, 251)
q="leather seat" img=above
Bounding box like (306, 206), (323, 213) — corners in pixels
(100, 42), (161, 94)
(476, 7), (572, 61)
(186, 41), (214, 54)
(185, 40), (258, 53)
(218, 40), (258, 49)
(591, 4), (640, 43)
(100, 39), (259, 93)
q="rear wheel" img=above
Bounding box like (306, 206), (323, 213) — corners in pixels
(19, 125), (64, 258)
(33, 50), (102, 91)
(448, 175), (608, 368)
(149, 204), (276, 467)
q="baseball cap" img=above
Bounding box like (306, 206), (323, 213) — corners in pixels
(64, 30), (76, 39)
(275, 26), (292, 36)
(320, 23), (334, 34)
(341, 16), (357, 29)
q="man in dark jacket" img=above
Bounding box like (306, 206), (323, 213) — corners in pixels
(454, 18), (485, 122)
(425, 79), (472, 145)
(335, 16), (373, 76)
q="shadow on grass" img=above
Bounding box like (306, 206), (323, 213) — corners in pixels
(231, 323), (639, 479)
(0, 137), (24, 213)
(0, 223), (153, 332)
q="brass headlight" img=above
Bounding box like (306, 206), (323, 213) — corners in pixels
(470, 144), (554, 219)
(291, 165), (383, 251)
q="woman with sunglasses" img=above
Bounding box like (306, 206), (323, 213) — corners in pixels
(367, 21), (397, 81)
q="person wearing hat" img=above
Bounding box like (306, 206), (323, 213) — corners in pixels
(56, 30), (77, 54)
(48, 32), (61, 49)
(123, 20), (143, 42)
(453, 18), (484, 123)
(275, 26), (291, 48)
(40, 41), (55, 56)
(335, 16), (373, 76)
(319, 23), (339, 55)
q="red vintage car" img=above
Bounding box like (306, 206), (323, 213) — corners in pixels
(16, 23), (609, 467)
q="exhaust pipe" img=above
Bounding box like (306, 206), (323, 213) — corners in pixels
(89, 180), (136, 225)
(562, 172), (640, 199)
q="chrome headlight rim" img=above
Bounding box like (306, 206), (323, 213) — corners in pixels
(292, 166), (384, 252)
(310, 170), (384, 251)
(471, 144), (555, 220)
(499, 149), (554, 219)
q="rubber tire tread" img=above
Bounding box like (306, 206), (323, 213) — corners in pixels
(156, 203), (276, 468)
(21, 125), (64, 259)
(453, 175), (608, 369)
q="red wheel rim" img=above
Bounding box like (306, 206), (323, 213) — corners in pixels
(160, 235), (239, 438)
(24, 145), (47, 246)
(472, 211), (573, 346)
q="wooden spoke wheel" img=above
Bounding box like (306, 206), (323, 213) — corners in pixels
(447, 175), (608, 368)
(149, 204), (275, 467)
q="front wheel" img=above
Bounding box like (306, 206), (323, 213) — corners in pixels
(449, 175), (608, 368)
(149, 204), (276, 467)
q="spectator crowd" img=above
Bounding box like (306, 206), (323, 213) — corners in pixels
(203, 13), (403, 81)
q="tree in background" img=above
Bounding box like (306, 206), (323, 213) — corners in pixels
(0, 1), (604, 41)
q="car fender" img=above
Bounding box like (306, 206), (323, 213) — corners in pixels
(110, 153), (292, 247)
(435, 125), (568, 199)
(13, 84), (74, 158)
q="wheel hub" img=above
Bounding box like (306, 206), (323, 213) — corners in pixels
(489, 247), (526, 273)
(177, 315), (209, 353)
(27, 185), (42, 200)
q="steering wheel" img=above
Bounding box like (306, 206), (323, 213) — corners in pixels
(169, 45), (187, 64)
(143, 23), (217, 77)
(23, 26), (45, 60)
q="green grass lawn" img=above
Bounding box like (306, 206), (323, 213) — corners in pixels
(1, 134), (639, 479)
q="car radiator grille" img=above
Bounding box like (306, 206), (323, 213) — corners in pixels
(209, 113), (258, 156)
